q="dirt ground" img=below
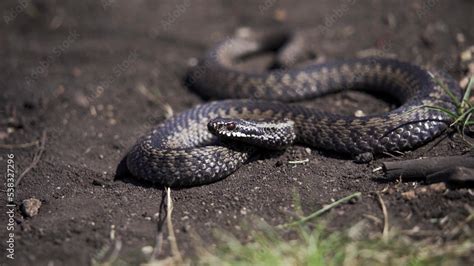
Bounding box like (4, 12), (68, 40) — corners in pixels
(1, 0), (473, 265)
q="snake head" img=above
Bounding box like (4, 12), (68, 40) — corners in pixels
(208, 117), (296, 150)
(207, 118), (253, 138)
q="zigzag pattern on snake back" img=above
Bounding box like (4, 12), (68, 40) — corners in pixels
(126, 30), (462, 187)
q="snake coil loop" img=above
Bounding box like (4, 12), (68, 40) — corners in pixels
(127, 30), (461, 187)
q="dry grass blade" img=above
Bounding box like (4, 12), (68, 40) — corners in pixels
(0, 140), (39, 149)
(15, 130), (47, 187)
(166, 187), (183, 263)
(281, 192), (362, 228)
(137, 84), (174, 119)
(376, 192), (389, 241)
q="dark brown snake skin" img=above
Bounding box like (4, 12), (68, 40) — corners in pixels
(126, 31), (462, 187)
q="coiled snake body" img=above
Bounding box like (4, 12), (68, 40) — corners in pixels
(126, 31), (461, 187)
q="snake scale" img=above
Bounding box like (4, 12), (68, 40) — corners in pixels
(126, 30), (461, 187)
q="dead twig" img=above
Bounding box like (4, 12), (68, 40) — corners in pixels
(363, 214), (383, 225)
(92, 225), (122, 266)
(382, 152), (474, 186)
(137, 84), (174, 119)
(426, 167), (474, 186)
(382, 151), (401, 159)
(15, 130), (47, 187)
(0, 140), (39, 149)
(166, 187), (183, 263)
(376, 192), (389, 241)
(288, 158), (309, 164)
(446, 205), (474, 239)
(148, 191), (167, 262)
(104, 238), (122, 265)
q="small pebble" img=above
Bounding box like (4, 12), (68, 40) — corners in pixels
(274, 9), (287, 22)
(460, 47), (473, 62)
(0, 131), (8, 140)
(74, 92), (90, 108)
(141, 246), (153, 255)
(385, 13), (396, 28)
(456, 33), (465, 44)
(235, 27), (252, 39)
(182, 224), (191, 233)
(21, 198), (42, 218)
(354, 110), (366, 117)
(429, 183), (447, 192)
(72, 67), (82, 77)
(187, 57), (198, 67)
(89, 106), (97, 116)
(402, 191), (416, 200)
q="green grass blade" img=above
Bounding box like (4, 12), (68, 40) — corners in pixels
(460, 112), (473, 147)
(450, 106), (474, 126)
(431, 76), (461, 106)
(462, 112), (472, 135)
(421, 105), (457, 119)
(449, 106), (474, 127)
(282, 192), (361, 227)
(458, 106), (474, 119)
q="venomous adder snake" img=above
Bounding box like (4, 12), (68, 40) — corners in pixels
(126, 29), (461, 187)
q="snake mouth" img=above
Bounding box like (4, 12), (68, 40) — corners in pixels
(207, 118), (243, 137)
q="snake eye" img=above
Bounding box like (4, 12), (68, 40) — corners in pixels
(226, 122), (236, 130)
